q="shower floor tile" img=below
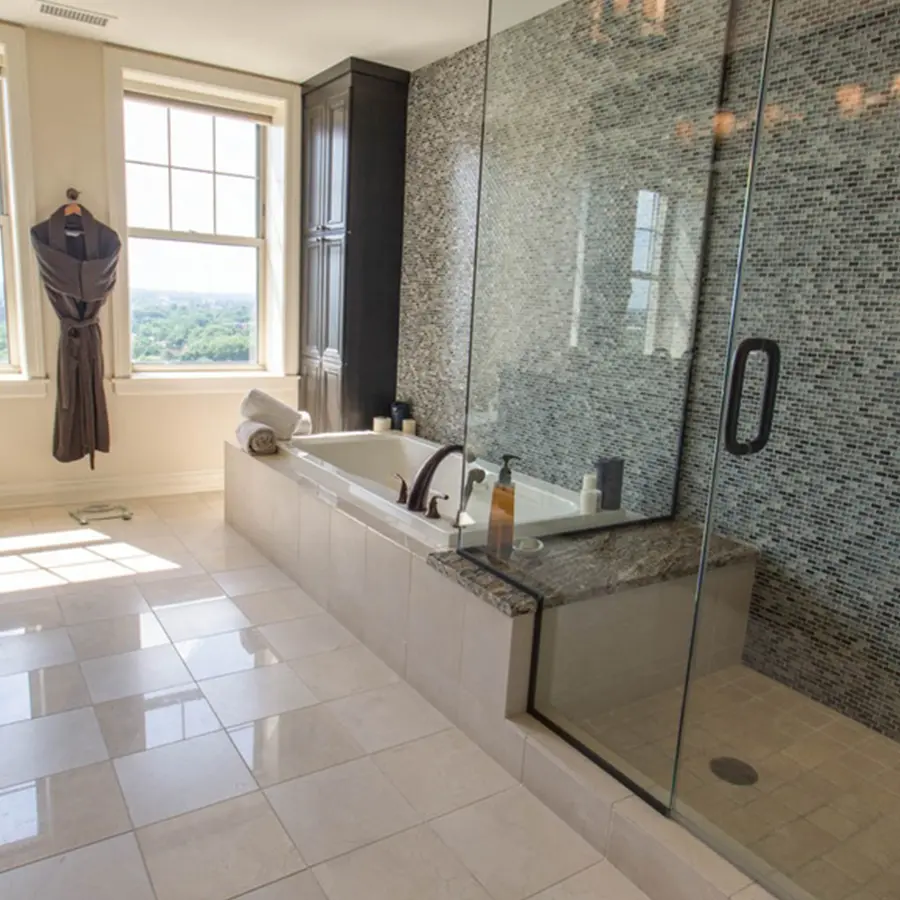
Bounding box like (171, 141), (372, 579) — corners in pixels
(551, 664), (900, 900)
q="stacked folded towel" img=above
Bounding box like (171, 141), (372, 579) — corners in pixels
(235, 390), (313, 455)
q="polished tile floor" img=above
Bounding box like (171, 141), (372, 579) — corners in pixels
(572, 665), (900, 900)
(0, 493), (648, 900)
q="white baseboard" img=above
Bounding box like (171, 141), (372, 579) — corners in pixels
(0, 469), (224, 510)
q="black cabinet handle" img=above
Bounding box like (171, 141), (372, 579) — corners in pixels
(724, 337), (781, 457)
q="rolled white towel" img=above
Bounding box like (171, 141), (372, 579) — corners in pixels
(240, 390), (312, 440)
(236, 420), (278, 455)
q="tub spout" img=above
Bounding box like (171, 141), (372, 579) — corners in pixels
(407, 444), (464, 512)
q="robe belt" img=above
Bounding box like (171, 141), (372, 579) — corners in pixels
(59, 317), (99, 413)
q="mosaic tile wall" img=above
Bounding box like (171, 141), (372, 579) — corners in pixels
(396, 42), (486, 447)
(679, 0), (900, 738)
(399, 0), (731, 517)
(397, 0), (900, 736)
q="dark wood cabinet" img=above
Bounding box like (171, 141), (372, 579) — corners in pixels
(300, 58), (409, 432)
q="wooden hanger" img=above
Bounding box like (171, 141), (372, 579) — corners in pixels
(63, 187), (82, 217)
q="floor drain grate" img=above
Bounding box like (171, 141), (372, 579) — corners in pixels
(709, 756), (759, 786)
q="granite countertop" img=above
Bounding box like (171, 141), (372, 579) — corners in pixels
(427, 520), (757, 617)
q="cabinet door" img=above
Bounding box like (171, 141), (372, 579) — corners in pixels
(325, 91), (349, 231)
(301, 235), (325, 356)
(320, 363), (343, 433)
(299, 355), (321, 430)
(322, 234), (346, 366)
(303, 102), (327, 233)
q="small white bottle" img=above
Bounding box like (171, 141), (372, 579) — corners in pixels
(579, 473), (598, 514)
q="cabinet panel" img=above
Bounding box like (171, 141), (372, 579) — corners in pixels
(322, 235), (345, 365)
(325, 93), (349, 231)
(321, 365), (343, 433)
(301, 236), (325, 356)
(300, 355), (321, 429)
(303, 103), (327, 233)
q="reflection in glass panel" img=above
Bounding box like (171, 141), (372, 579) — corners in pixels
(215, 174), (257, 238)
(169, 107), (213, 170)
(462, 0), (738, 811)
(128, 238), (257, 365)
(0, 782), (38, 845)
(125, 162), (170, 229)
(214, 116), (257, 176)
(171, 169), (214, 233)
(0, 672), (31, 726)
(124, 99), (168, 165)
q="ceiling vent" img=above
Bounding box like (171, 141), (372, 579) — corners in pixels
(38, 2), (115, 27)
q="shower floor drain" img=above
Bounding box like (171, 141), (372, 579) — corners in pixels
(709, 757), (759, 786)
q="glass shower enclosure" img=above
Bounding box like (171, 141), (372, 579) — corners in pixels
(456, 1), (900, 899)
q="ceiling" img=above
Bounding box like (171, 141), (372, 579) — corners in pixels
(0, 0), (568, 82)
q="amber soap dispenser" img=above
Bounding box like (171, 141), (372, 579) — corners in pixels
(487, 454), (520, 560)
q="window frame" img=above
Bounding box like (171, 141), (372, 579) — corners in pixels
(103, 47), (302, 390)
(124, 97), (269, 372)
(0, 79), (20, 372)
(0, 24), (46, 389)
(628, 189), (668, 356)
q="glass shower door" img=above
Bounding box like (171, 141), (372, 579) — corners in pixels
(675, 0), (900, 897)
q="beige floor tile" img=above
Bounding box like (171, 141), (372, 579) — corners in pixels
(0, 833), (155, 900)
(81, 644), (192, 703)
(0, 661), (90, 726)
(0, 760), (130, 873)
(175, 627), (280, 681)
(233, 872), (327, 900)
(139, 573), (227, 608)
(0, 706), (108, 788)
(192, 543), (270, 574)
(265, 757), (420, 864)
(431, 786), (601, 900)
(290, 643), (398, 701)
(753, 817), (838, 874)
(199, 662), (318, 727)
(808, 804), (862, 841)
(326, 682), (451, 753)
(213, 565), (297, 597)
(771, 770), (840, 816)
(0, 569), (65, 593)
(783, 733), (848, 770)
(374, 728), (516, 818)
(23, 547), (106, 568)
(228, 705), (364, 787)
(825, 843), (885, 884)
(260, 615), (357, 661)
(94, 684), (221, 757)
(155, 597), (252, 642)
(231, 587), (322, 625)
(528, 860), (651, 899)
(57, 584), (151, 624)
(114, 730), (256, 826)
(68, 611), (169, 660)
(314, 824), (491, 900)
(794, 857), (863, 900)
(0, 595), (63, 631)
(0, 627), (76, 676)
(137, 792), (304, 900)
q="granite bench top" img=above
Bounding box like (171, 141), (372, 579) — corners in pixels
(427, 520), (757, 617)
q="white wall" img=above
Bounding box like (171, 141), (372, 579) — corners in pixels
(0, 27), (297, 507)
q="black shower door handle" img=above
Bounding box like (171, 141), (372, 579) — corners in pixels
(724, 337), (781, 457)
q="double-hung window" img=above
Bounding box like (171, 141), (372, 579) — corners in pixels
(123, 96), (266, 368)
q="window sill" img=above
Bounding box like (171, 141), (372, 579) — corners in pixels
(0, 376), (50, 398)
(111, 372), (299, 396)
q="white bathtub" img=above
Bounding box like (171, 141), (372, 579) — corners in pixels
(282, 432), (632, 550)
